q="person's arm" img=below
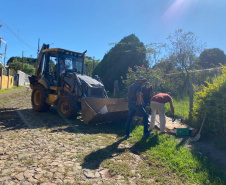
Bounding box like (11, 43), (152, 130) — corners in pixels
(136, 92), (142, 105)
(169, 100), (174, 116)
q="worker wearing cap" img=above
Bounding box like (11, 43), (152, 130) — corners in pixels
(149, 93), (175, 133)
(126, 76), (154, 139)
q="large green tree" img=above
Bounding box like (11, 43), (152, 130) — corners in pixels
(93, 34), (147, 91)
(7, 56), (37, 65)
(7, 58), (35, 75)
(153, 55), (178, 74)
(198, 48), (226, 69)
(167, 29), (205, 72)
(23, 63), (35, 74)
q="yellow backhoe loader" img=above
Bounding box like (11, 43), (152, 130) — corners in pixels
(29, 44), (128, 123)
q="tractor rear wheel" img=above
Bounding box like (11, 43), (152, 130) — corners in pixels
(57, 97), (79, 119)
(31, 84), (51, 112)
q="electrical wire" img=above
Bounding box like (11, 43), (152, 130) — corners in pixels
(0, 19), (36, 52)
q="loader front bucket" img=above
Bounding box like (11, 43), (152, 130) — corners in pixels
(81, 97), (128, 124)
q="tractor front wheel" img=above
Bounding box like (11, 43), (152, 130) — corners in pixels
(57, 97), (78, 119)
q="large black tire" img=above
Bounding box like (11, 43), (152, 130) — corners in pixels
(31, 84), (51, 112)
(57, 97), (79, 119)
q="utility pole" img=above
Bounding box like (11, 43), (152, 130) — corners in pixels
(22, 51), (24, 70)
(0, 36), (2, 57)
(4, 43), (7, 66)
(0, 36), (7, 66)
(0, 25), (2, 60)
(0, 27), (2, 62)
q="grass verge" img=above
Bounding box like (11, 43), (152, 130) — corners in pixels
(0, 86), (28, 94)
(128, 125), (226, 184)
(90, 122), (226, 184)
(165, 96), (189, 121)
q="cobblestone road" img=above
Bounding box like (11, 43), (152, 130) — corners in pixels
(0, 90), (140, 185)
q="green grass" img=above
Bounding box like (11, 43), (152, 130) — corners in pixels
(128, 125), (226, 184)
(83, 122), (226, 184)
(0, 86), (28, 94)
(103, 160), (133, 178)
(165, 96), (189, 121)
(81, 119), (226, 184)
(0, 98), (8, 103)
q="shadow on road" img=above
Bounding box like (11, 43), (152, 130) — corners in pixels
(130, 134), (159, 155)
(1, 106), (140, 137)
(0, 108), (28, 131)
(82, 138), (126, 170)
(81, 134), (159, 170)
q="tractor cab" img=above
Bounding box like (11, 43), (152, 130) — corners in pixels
(36, 46), (86, 87)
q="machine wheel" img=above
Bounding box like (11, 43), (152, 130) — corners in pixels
(57, 97), (79, 119)
(31, 84), (51, 112)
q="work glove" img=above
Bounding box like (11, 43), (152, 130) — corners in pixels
(172, 116), (176, 122)
(142, 102), (146, 107)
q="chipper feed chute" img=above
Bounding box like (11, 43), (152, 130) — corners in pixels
(81, 97), (129, 123)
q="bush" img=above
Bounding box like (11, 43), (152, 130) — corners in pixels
(123, 65), (162, 94)
(8, 59), (35, 75)
(192, 65), (226, 140)
(23, 63), (35, 75)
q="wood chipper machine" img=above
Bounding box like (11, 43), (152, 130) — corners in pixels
(29, 44), (128, 123)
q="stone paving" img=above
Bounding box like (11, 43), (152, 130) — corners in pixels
(0, 90), (141, 185)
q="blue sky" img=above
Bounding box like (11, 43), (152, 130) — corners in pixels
(0, 0), (226, 64)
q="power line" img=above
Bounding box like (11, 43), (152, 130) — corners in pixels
(0, 19), (36, 52)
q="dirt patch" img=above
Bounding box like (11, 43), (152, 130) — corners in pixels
(193, 141), (226, 172)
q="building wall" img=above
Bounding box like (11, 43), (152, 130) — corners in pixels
(9, 76), (14, 88)
(17, 70), (30, 86)
(0, 68), (14, 90)
(1, 75), (9, 89)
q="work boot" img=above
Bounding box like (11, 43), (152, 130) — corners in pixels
(126, 134), (132, 139)
(159, 131), (167, 135)
(143, 132), (154, 137)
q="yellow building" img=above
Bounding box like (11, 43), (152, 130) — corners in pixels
(0, 68), (14, 90)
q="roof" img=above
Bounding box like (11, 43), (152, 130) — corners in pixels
(42, 48), (84, 55)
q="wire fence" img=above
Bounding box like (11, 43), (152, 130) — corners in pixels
(10, 70), (14, 76)
(3, 68), (8, 76)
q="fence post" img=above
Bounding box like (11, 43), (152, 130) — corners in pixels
(7, 68), (10, 89)
(0, 68), (3, 90)
(189, 74), (194, 120)
(114, 80), (119, 97)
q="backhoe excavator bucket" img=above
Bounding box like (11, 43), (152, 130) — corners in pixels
(81, 97), (128, 123)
